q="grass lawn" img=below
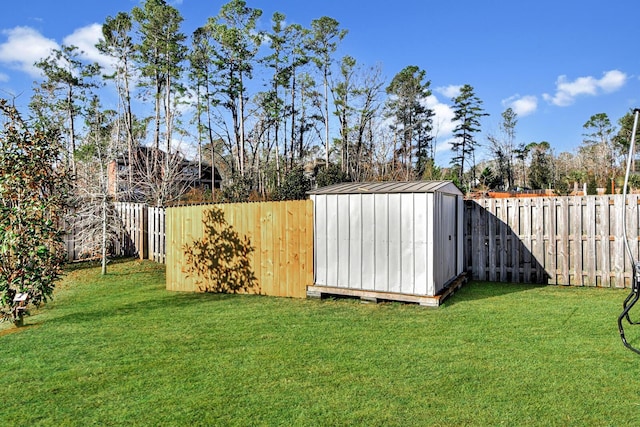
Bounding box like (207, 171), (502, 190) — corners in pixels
(1, 259), (640, 426)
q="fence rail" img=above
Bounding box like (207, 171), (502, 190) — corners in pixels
(464, 195), (640, 288)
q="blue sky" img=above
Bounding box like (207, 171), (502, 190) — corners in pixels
(0, 0), (638, 165)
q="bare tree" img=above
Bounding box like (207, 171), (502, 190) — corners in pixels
(72, 97), (126, 274)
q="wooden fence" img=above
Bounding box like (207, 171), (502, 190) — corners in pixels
(65, 203), (166, 263)
(165, 200), (313, 298)
(148, 206), (166, 263)
(65, 195), (640, 291)
(464, 195), (640, 288)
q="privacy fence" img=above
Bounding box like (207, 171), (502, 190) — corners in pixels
(67, 195), (640, 291)
(464, 195), (640, 288)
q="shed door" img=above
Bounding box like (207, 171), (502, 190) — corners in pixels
(441, 194), (458, 282)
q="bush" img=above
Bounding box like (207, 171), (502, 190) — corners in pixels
(273, 166), (311, 201)
(0, 101), (69, 325)
(315, 163), (350, 188)
(219, 174), (253, 203)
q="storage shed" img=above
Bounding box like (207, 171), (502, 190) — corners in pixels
(307, 180), (465, 306)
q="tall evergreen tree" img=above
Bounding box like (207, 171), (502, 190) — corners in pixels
(384, 65), (434, 180)
(450, 84), (487, 189)
(132, 0), (187, 155)
(33, 45), (102, 176)
(580, 113), (616, 189)
(614, 109), (640, 173)
(189, 25), (221, 199)
(528, 141), (553, 190)
(332, 55), (357, 174)
(262, 11), (288, 183)
(308, 16), (347, 169)
(97, 11), (137, 191)
(206, 0), (262, 177)
(487, 107), (518, 190)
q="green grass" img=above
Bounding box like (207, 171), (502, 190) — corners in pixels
(1, 259), (640, 426)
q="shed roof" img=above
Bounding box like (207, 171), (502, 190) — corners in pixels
(307, 180), (462, 196)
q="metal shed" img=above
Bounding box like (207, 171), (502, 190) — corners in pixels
(307, 180), (464, 306)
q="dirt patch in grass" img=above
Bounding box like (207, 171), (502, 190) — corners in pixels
(0, 324), (39, 337)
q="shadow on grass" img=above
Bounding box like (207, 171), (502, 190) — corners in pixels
(443, 280), (547, 307)
(48, 290), (242, 326)
(63, 256), (140, 273)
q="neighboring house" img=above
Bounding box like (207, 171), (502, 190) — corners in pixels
(107, 147), (222, 201)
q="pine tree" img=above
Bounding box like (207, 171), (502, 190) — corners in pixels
(384, 65), (434, 180)
(33, 45), (101, 176)
(450, 84), (488, 190)
(206, 0), (262, 177)
(308, 16), (347, 169)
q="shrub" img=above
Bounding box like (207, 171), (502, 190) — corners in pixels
(273, 166), (312, 201)
(0, 101), (69, 325)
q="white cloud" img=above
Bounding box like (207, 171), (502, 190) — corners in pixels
(502, 94), (538, 117)
(425, 94), (457, 138)
(543, 70), (627, 107)
(598, 69), (626, 92)
(63, 23), (113, 73)
(0, 72), (8, 82)
(0, 26), (58, 76)
(435, 85), (462, 99)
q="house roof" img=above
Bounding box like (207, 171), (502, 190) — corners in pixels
(307, 180), (462, 196)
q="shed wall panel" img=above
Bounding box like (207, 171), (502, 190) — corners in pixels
(426, 193), (435, 296)
(326, 195), (339, 287)
(374, 195), (389, 292)
(400, 194), (415, 294)
(361, 194), (376, 291)
(313, 195), (327, 286)
(388, 193), (402, 293)
(349, 194), (363, 289)
(337, 195), (350, 287)
(457, 196), (464, 276)
(414, 193), (428, 295)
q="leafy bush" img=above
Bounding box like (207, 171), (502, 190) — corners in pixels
(315, 163), (350, 188)
(219, 174), (253, 203)
(0, 101), (69, 325)
(273, 166), (311, 201)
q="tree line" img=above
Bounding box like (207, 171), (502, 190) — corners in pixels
(23, 0), (493, 204)
(484, 108), (640, 195)
(18, 0), (640, 206)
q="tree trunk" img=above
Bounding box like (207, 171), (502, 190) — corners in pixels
(101, 196), (108, 276)
(324, 67), (329, 168)
(239, 73), (246, 176)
